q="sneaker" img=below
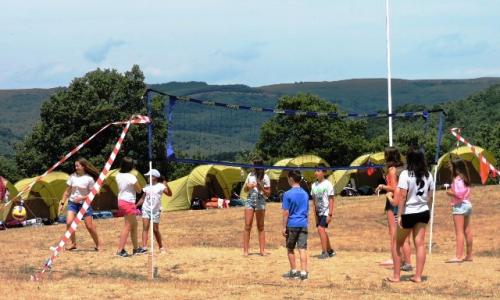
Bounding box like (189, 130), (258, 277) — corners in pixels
(328, 249), (337, 257)
(133, 247), (147, 255)
(300, 272), (308, 281)
(401, 263), (413, 272)
(116, 249), (131, 258)
(283, 270), (300, 279)
(318, 252), (330, 259)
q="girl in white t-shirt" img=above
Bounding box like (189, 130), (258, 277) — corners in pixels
(59, 158), (101, 251)
(242, 158), (270, 256)
(387, 147), (434, 283)
(136, 169), (172, 253)
(115, 157), (143, 257)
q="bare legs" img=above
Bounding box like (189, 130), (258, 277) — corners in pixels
(288, 248), (308, 272)
(452, 214), (473, 261)
(385, 210), (411, 266)
(142, 219), (163, 249)
(317, 226), (333, 253)
(118, 214), (138, 251)
(389, 223), (427, 282)
(65, 211), (100, 249)
(243, 209), (266, 256)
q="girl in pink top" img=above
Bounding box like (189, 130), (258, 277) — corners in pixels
(446, 158), (473, 263)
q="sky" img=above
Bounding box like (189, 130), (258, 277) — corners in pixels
(1, 0), (499, 89)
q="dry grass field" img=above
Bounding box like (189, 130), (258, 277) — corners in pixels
(1, 186), (499, 299)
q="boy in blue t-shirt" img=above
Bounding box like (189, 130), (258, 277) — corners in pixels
(281, 170), (309, 280)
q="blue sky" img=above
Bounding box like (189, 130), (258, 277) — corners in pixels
(1, 0), (499, 88)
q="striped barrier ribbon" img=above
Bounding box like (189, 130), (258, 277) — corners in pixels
(450, 128), (499, 176)
(30, 115), (150, 280)
(1, 115), (150, 212)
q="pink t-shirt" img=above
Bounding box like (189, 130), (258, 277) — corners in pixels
(450, 176), (471, 206)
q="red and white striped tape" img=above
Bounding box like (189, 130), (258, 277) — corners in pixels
(450, 127), (499, 177)
(1, 115), (150, 212)
(30, 115), (150, 280)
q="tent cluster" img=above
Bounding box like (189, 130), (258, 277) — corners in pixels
(1, 169), (147, 224)
(1, 147), (497, 223)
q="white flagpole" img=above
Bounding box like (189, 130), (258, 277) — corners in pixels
(386, 0), (394, 147)
(428, 165), (438, 254)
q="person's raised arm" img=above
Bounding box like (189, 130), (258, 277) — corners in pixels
(163, 181), (173, 197)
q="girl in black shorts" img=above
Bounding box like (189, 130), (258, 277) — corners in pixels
(386, 147), (434, 283)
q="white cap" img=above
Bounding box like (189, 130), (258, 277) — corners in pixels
(145, 169), (161, 178)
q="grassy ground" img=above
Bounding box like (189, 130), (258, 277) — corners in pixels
(0, 186), (499, 299)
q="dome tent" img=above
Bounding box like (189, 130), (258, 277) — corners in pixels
(0, 179), (19, 223)
(163, 165), (245, 211)
(328, 152), (388, 195)
(434, 146), (497, 186)
(14, 172), (69, 221)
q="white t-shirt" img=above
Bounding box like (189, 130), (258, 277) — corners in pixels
(67, 173), (95, 203)
(142, 183), (166, 213)
(311, 179), (334, 216)
(398, 170), (434, 214)
(246, 172), (270, 198)
(116, 172), (138, 203)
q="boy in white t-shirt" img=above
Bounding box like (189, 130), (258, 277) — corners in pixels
(136, 169), (172, 253)
(311, 166), (336, 259)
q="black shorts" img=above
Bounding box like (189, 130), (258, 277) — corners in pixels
(401, 210), (430, 229)
(316, 214), (328, 228)
(286, 227), (308, 250)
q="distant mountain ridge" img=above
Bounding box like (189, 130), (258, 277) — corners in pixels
(1, 78), (500, 155)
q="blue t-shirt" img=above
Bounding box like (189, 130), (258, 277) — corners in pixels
(282, 187), (309, 228)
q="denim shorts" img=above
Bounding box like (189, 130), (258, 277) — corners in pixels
(245, 190), (266, 211)
(142, 209), (161, 224)
(286, 227), (308, 250)
(452, 202), (472, 216)
(315, 214), (329, 228)
(67, 201), (93, 218)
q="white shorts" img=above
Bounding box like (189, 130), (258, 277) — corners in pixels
(142, 209), (161, 224)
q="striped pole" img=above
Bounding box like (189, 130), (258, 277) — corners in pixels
(31, 115), (150, 281)
(450, 128), (499, 176)
(1, 115), (150, 212)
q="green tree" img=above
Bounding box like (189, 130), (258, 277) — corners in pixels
(256, 94), (370, 166)
(0, 155), (20, 182)
(15, 66), (172, 178)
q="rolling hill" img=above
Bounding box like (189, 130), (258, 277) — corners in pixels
(1, 78), (500, 156)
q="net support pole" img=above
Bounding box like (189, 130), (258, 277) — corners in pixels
(385, 0), (393, 147)
(429, 111), (445, 254)
(146, 90), (155, 279)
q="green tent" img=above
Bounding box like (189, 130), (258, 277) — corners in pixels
(434, 146), (497, 185)
(328, 152), (387, 195)
(250, 154), (330, 200)
(0, 179), (19, 223)
(14, 172), (69, 220)
(163, 165), (245, 211)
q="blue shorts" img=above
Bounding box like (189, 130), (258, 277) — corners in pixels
(452, 202), (472, 216)
(67, 201), (93, 218)
(316, 214), (329, 228)
(245, 190), (266, 211)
